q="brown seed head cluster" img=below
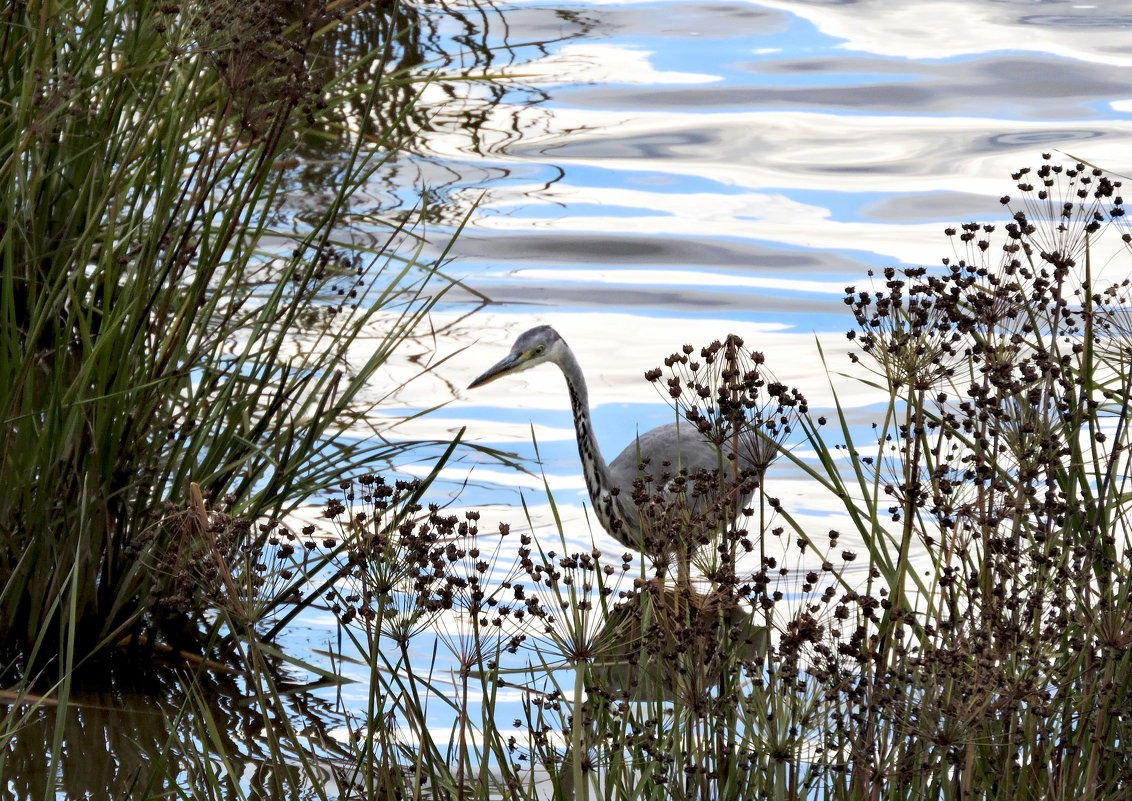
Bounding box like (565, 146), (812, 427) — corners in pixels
(289, 162), (1132, 797)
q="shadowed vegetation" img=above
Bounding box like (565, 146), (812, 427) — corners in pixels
(0, 0), (469, 677)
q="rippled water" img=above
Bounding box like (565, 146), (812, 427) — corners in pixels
(376, 0), (1132, 529)
(25, 2), (1132, 795)
(277, 0), (1132, 761)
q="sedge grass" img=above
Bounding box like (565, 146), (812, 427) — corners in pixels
(0, 0), (466, 677)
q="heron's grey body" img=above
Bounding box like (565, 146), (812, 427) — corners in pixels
(468, 326), (758, 555)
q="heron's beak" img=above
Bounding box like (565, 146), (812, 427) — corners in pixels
(468, 352), (524, 390)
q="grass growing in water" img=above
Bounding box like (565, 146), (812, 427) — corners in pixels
(232, 157), (1130, 801)
(0, 0), (460, 680)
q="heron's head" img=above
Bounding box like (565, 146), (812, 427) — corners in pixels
(468, 325), (566, 389)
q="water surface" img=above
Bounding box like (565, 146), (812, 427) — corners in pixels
(291, 0), (1132, 762)
(388, 0), (1132, 528)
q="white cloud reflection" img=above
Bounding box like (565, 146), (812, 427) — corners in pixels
(754, 0), (1132, 66)
(349, 310), (874, 413)
(495, 42), (722, 86)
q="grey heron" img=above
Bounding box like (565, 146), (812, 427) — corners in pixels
(467, 325), (766, 564)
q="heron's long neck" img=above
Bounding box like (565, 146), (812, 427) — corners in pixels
(556, 348), (636, 540)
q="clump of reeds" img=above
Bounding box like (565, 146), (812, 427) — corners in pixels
(0, 0), (448, 679)
(794, 155), (1132, 800)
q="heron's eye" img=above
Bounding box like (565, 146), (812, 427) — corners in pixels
(533, 345), (545, 356)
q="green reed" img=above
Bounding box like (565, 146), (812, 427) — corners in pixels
(0, 0), (455, 678)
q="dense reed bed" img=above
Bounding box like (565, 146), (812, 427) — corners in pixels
(0, 0), (459, 683)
